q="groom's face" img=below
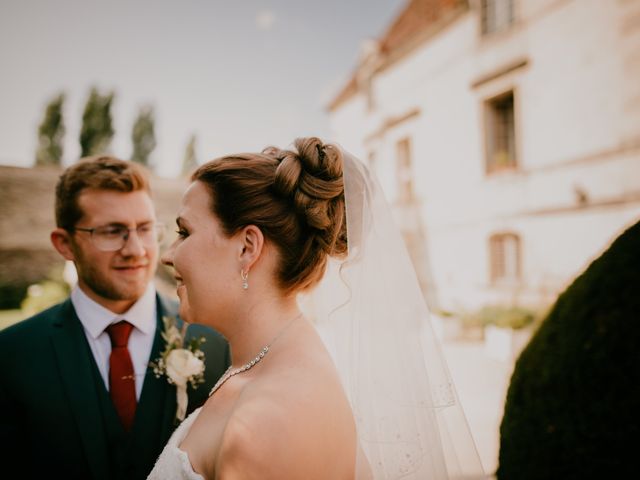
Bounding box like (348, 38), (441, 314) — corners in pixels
(68, 189), (159, 313)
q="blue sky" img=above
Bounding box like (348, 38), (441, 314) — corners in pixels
(0, 0), (404, 176)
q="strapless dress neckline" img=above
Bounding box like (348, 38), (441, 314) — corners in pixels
(147, 407), (204, 479)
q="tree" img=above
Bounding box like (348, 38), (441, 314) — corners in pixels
(498, 220), (640, 479)
(130, 105), (156, 166)
(182, 134), (198, 176)
(79, 87), (115, 157)
(35, 93), (65, 167)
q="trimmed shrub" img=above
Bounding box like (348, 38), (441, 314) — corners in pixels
(0, 249), (62, 309)
(497, 220), (640, 479)
(0, 284), (29, 310)
(462, 305), (539, 330)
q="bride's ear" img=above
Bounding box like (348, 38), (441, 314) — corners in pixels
(238, 225), (264, 270)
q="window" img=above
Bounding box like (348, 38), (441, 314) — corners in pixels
(365, 75), (376, 112)
(485, 91), (517, 173)
(396, 137), (414, 203)
(489, 233), (521, 283)
(481, 0), (514, 35)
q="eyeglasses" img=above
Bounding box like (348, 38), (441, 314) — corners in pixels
(72, 223), (165, 252)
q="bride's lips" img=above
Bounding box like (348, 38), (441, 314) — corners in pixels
(176, 282), (186, 301)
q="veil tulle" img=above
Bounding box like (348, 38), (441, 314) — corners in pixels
(298, 147), (485, 479)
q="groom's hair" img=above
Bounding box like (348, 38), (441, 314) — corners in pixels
(55, 155), (151, 230)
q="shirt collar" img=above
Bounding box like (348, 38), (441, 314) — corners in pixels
(71, 284), (157, 339)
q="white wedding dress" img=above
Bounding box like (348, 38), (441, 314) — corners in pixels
(147, 407), (204, 480)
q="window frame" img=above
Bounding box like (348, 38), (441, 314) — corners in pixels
(480, 0), (515, 36)
(395, 137), (415, 204)
(484, 89), (518, 174)
(489, 232), (522, 284)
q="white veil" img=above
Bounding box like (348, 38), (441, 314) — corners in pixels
(299, 147), (485, 479)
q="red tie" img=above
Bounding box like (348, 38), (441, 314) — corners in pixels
(106, 321), (137, 431)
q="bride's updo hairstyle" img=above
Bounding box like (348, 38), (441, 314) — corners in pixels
(192, 137), (347, 294)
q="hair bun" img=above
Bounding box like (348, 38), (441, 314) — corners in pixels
(193, 137), (347, 293)
(270, 137), (347, 256)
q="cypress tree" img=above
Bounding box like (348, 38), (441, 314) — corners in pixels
(79, 87), (115, 157)
(35, 93), (65, 166)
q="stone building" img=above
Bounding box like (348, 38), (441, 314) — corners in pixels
(328, 0), (640, 312)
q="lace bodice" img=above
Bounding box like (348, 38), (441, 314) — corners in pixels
(147, 407), (204, 480)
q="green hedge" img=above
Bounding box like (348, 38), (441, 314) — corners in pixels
(497, 220), (640, 478)
(0, 249), (62, 309)
(0, 284), (29, 309)
(461, 305), (539, 330)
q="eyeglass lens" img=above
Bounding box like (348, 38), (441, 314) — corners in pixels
(92, 224), (164, 251)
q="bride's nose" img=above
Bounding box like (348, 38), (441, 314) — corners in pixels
(160, 243), (175, 266)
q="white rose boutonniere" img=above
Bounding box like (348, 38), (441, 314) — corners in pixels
(150, 316), (206, 422)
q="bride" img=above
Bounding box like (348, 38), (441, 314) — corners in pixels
(149, 137), (483, 479)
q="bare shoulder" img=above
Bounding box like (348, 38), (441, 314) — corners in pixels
(215, 359), (356, 479)
(214, 393), (291, 479)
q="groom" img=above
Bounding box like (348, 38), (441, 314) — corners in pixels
(0, 156), (229, 479)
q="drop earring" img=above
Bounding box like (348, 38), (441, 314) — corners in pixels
(241, 269), (249, 290)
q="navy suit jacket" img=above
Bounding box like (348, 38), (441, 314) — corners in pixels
(0, 295), (229, 479)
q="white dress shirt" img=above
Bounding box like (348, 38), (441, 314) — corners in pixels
(71, 284), (157, 400)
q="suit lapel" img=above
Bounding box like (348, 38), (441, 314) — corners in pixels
(50, 300), (110, 480)
(130, 296), (178, 454)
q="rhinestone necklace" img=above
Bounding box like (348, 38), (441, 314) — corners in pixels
(209, 313), (302, 397)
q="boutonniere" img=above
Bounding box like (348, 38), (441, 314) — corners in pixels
(149, 316), (206, 422)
